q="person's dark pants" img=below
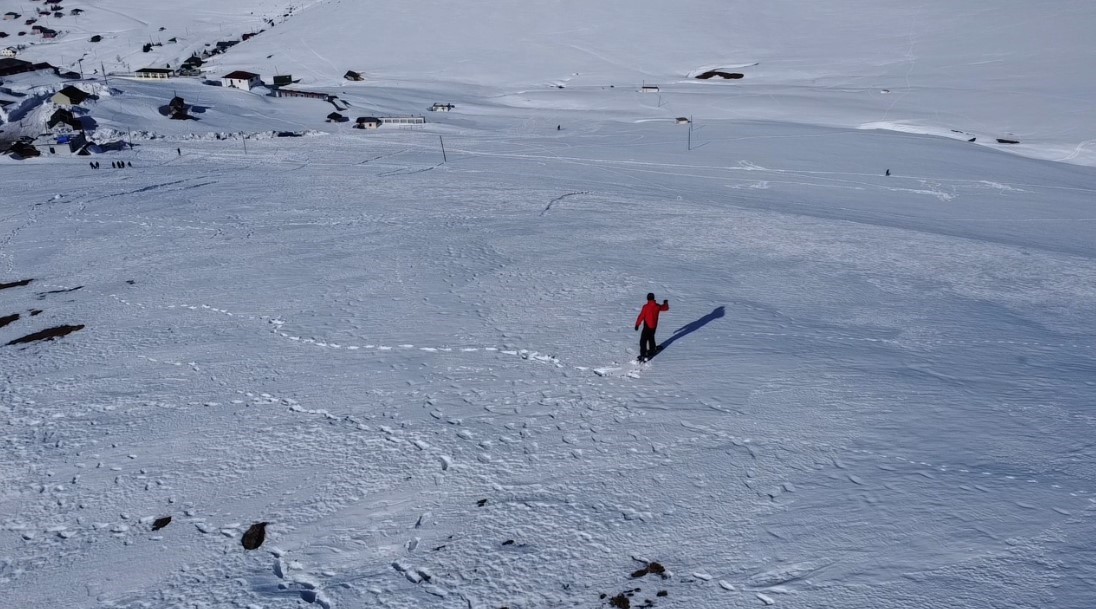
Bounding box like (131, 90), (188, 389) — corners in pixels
(639, 326), (657, 360)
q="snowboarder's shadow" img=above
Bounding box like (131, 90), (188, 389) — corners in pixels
(655, 306), (725, 356)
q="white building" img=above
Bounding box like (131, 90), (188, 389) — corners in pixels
(354, 117), (381, 129)
(135, 68), (174, 80)
(641, 85), (660, 93)
(380, 116), (426, 126)
(221, 70), (261, 91)
(0, 48), (16, 58)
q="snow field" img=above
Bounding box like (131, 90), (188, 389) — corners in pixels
(2, 120), (1096, 608)
(3, 0), (1096, 606)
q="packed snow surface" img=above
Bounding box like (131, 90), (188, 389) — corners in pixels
(2, 1), (1096, 608)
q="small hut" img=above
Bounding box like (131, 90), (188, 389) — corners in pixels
(53, 85), (91, 106)
(354, 116), (381, 129)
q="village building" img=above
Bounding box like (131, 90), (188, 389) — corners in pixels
(640, 85), (660, 93)
(272, 74), (293, 86)
(380, 116), (426, 126)
(430, 103), (454, 112)
(326, 112), (347, 123)
(52, 85), (90, 106)
(0, 57), (52, 77)
(275, 88), (334, 102)
(3, 12), (19, 21)
(0, 47), (15, 58)
(6, 141), (40, 159)
(47, 107), (82, 130)
(221, 70), (261, 91)
(135, 67), (174, 79)
(66, 131), (90, 155)
(344, 70), (363, 81)
(167, 96), (190, 120)
(353, 117), (381, 129)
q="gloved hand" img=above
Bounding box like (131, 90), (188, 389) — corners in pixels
(634, 325), (639, 331)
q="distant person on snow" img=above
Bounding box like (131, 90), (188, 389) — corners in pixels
(634, 292), (669, 362)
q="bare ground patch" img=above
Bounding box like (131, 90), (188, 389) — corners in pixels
(6, 324), (84, 346)
(0, 279), (34, 291)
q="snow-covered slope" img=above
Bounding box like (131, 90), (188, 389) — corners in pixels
(6, 0), (1096, 165)
(4, 118), (1096, 609)
(2, 2), (1096, 609)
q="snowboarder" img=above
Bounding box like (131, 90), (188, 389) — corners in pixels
(634, 292), (669, 362)
(176, 147), (181, 156)
(885, 169), (890, 176)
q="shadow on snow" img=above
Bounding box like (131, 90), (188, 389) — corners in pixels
(657, 306), (725, 355)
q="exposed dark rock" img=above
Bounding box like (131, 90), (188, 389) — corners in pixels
(630, 561), (666, 579)
(151, 516), (172, 531)
(997, 138), (1020, 144)
(0, 279), (33, 291)
(36, 285), (82, 299)
(241, 522), (268, 550)
(609, 593), (630, 609)
(6, 324), (84, 345)
(696, 70), (744, 80)
(0, 313), (18, 329)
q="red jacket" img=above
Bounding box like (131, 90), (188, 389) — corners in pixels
(636, 300), (669, 330)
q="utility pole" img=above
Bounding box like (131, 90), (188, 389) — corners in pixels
(688, 117), (693, 151)
(439, 136), (447, 163)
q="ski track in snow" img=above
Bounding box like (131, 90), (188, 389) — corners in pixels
(105, 294), (1096, 506)
(110, 294), (1096, 373)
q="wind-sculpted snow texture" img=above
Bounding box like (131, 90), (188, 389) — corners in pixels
(3, 1), (1096, 608)
(3, 123), (1096, 608)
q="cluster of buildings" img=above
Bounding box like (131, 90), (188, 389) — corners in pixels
(130, 65), (435, 130)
